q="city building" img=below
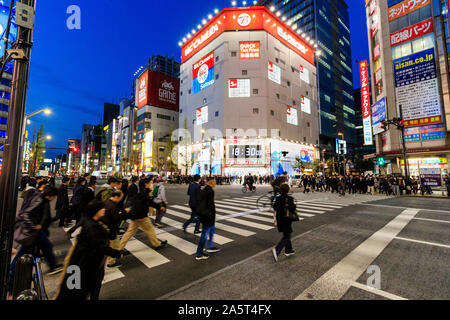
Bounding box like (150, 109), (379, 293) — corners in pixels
(178, 6), (320, 177)
(354, 87), (376, 157)
(80, 124), (95, 174)
(103, 103), (120, 127)
(66, 139), (81, 174)
(260, 0), (357, 155)
(364, 0), (450, 178)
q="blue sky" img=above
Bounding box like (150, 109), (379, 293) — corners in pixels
(24, 0), (368, 158)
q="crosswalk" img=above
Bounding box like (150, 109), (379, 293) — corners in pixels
(65, 193), (393, 285)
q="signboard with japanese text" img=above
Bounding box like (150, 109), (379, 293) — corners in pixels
(388, 0), (431, 21)
(404, 127), (421, 142)
(375, 68), (382, 84)
(196, 106), (208, 125)
(371, 13), (379, 37)
(239, 41), (261, 59)
(369, 0), (377, 15)
(301, 96), (311, 114)
(359, 60), (373, 145)
(420, 124), (446, 141)
(286, 106), (298, 126)
(420, 167), (442, 186)
(390, 18), (433, 47)
(372, 97), (387, 135)
(373, 43), (381, 60)
(181, 7), (315, 65)
(193, 51), (215, 94)
(393, 48), (442, 126)
(228, 79), (251, 97)
(268, 61), (281, 84)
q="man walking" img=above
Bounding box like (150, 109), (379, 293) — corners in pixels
(195, 177), (220, 260)
(153, 177), (168, 228)
(183, 174), (202, 234)
(118, 178), (168, 252)
(55, 177), (70, 227)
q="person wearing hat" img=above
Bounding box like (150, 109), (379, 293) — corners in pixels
(56, 200), (124, 300)
(153, 177), (168, 228)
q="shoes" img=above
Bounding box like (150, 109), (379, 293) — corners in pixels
(155, 223), (163, 228)
(182, 225), (187, 232)
(107, 261), (122, 268)
(47, 264), (63, 275)
(195, 254), (209, 260)
(284, 251), (296, 257)
(272, 248), (278, 262)
(155, 240), (168, 250)
(194, 230), (201, 234)
(206, 247), (221, 253)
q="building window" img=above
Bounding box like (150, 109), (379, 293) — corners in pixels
(253, 89), (259, 94)
(181, 79), (183, 84)
(306, 91), (309, 96)
(203, 98), (207, 104)
(276, 58), (279, 63)
(307, 122), (310, 127)
(271, 110), (275, 116)
(215, 111), (219, 117)
(188, 89), (191, 94)
(253, 108), (259, 114)
(276, 93), (280, 99)
(291, 67), (295, 72)
(287, 81), (291, 87)
(157, 114), (172, 121)
(303, 137), (306, 142)
(180, 91), (183, 96)
(231, 51), (237, 57)
(242, 70), (248, 75)
(180, 109), (183, 114)
(216, 56), (219, 62)
(215, 74), (219, 80)
(293, 100), (296, 106)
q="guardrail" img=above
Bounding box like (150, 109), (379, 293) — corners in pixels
(12, 254), (48, 300)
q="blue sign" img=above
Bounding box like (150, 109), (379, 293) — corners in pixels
(393, 48), (436, 88)
(372, 97), (387, 135)
(421, 124), (446, 141)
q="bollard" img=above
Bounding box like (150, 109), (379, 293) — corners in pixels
(12, 254), (34, 300)
(16, 289), (38, 300)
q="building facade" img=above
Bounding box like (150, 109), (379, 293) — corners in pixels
(364, 0), (450, 179)
(178, 6), (320, 177)
(260, 0), (356, 154)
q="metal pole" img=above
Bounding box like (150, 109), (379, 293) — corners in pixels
(0, 0), (36, 299)
(399, 106), (409, 179)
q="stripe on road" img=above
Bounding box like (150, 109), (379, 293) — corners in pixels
(124, 238), (170, 269)
(216, 214), (273, 230)
(351, 282), (408, 300)
(295, 208), (419, 300)
(394, 236), (450, 249)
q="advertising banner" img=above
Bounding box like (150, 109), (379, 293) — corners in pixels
(301, 96), (311, 114)
(404, 127), (421, 142)
(369, 0), (377, 15)
(388, 0), (431, 21)
(286, 106), (298, 126)
(373, 43), (381, 61)
(229, 79), (251, 97)
(420, 124), (446, 141)
(394, 48), (442, 126)
(137, 70), (180, 110)
(181, 7), (314, 65)
(239, 41), (261, 59)
(372, 97), (387, 135)
(359, 60), (373, 145)
(420, 167), (442, 186)
(390, 18), (433, 47)
(144, 131), (153, 159)
(196, 106), (208, 125)
(193, 51), (215, 94)
(300, 65), (310, 84)
(138, 71), (149, 109)
(268, 61), (281, 84)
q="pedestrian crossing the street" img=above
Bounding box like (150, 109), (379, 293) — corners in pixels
(63, 193), (393, 285)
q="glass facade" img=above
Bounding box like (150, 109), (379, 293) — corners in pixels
(260, 0), (356, 151)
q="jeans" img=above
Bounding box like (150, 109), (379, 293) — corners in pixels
(275, 231), (293, 255)
(183, 206), (201, 232)
(196, 225), (215, 257)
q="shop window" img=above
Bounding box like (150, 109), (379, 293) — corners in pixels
(401, 42), (412, 57)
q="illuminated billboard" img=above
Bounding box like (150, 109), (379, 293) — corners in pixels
(239, 41), (261, 59)
(286, 106), (298, 126)
(192, 51), (215, 94)
(228, 79), (250, 97)
(137, 70), (180, 111)
(300, 65), (310, 84)
(301, 96), (311, 114)
(196, 106), (208, 125)
(268, 61), (281, 84)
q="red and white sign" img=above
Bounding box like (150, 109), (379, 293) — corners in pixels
(369, 0), (377, 15)
(192, 51), (215, 80)
(373, 43), (381, 60)
(138, 70), (180, 111)
(196, 106), (208, 125)
(300, 65), (310, 84)
(286, 106), (298, 126)
(228, 79), (251, 97)
(390, 18), (433, 47)
(268, 61), (281, 84)
(360, 60), (373, 145)
(239, 41), (261, 59)
(301, 96), (311, 114)
(388, 0), (430, 21)
(371, 14), (379, 37)
(375, 68), (382, 84)
(181, 7), (315, 65)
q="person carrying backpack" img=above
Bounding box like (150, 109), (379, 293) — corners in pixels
(96, 177), (120, 202)
(153, 177), (168, 228)
(271, 183), (297, 262)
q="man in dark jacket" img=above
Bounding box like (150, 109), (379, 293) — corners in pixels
(272, 183), (296, 262)
(126, 176), (139, 206)
(183, 174), (202, 233)
(66, 180), (97, 237)
(118, 178), (167, 252)
(55, 177), (70, 227)
(195, 177), (220, 260)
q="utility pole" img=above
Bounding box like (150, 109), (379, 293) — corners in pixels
(399, 106), (409, 179)
(0, 0), (36, 299)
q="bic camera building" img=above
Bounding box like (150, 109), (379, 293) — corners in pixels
(178, 6), (320, 177)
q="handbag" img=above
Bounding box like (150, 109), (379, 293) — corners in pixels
(284, 198), (299, 222)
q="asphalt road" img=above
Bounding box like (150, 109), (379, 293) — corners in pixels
(37, 186), (449, 300)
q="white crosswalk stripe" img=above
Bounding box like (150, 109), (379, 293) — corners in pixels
(123, 237), (171, 268)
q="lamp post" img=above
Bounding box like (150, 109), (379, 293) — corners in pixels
(31, 134), (51, 176)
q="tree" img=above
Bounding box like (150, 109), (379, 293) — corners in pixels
(326, 158), (335, 175)
(293, 157), (304, 174)
(354, 158), (375, 174)
(311, 160), (323, 175)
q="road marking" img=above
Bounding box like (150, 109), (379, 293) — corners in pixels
(215, 202), (257, 212)
(103, 267), (125, 284)
(412, 217), (450, 224)
(297, 208), (326, 214)
(218, 199), (258, 207)
(216, 214), (273, 230)
(362, 203), (450, 213)
(351, 282), (408, 300)
(394, 237), (450, 249)
(155, 232), (198, 255)
(298, 213), (315, 218)
(295, 208), (420, 300)
(161, 216), (233, 245)
(302, 202), (345, 209)
(167, 209), (256, 237)
(124, 238), (171, 268)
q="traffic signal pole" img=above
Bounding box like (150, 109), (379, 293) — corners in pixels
(0, 0), (36, 299)
(399, 107), (409, 179)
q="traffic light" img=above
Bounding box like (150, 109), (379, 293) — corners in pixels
(73, 147), (79, 152)
(393, 117), (405, 128)
(380, 120), (388, 130)
(377, 156), (385, 166)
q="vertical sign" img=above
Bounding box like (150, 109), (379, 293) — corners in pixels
(360, 60), (373, 145)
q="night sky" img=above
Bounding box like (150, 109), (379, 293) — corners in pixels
(25, 0), (368, 158)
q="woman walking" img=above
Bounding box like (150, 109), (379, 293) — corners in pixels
(272, 183), (296, 262)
